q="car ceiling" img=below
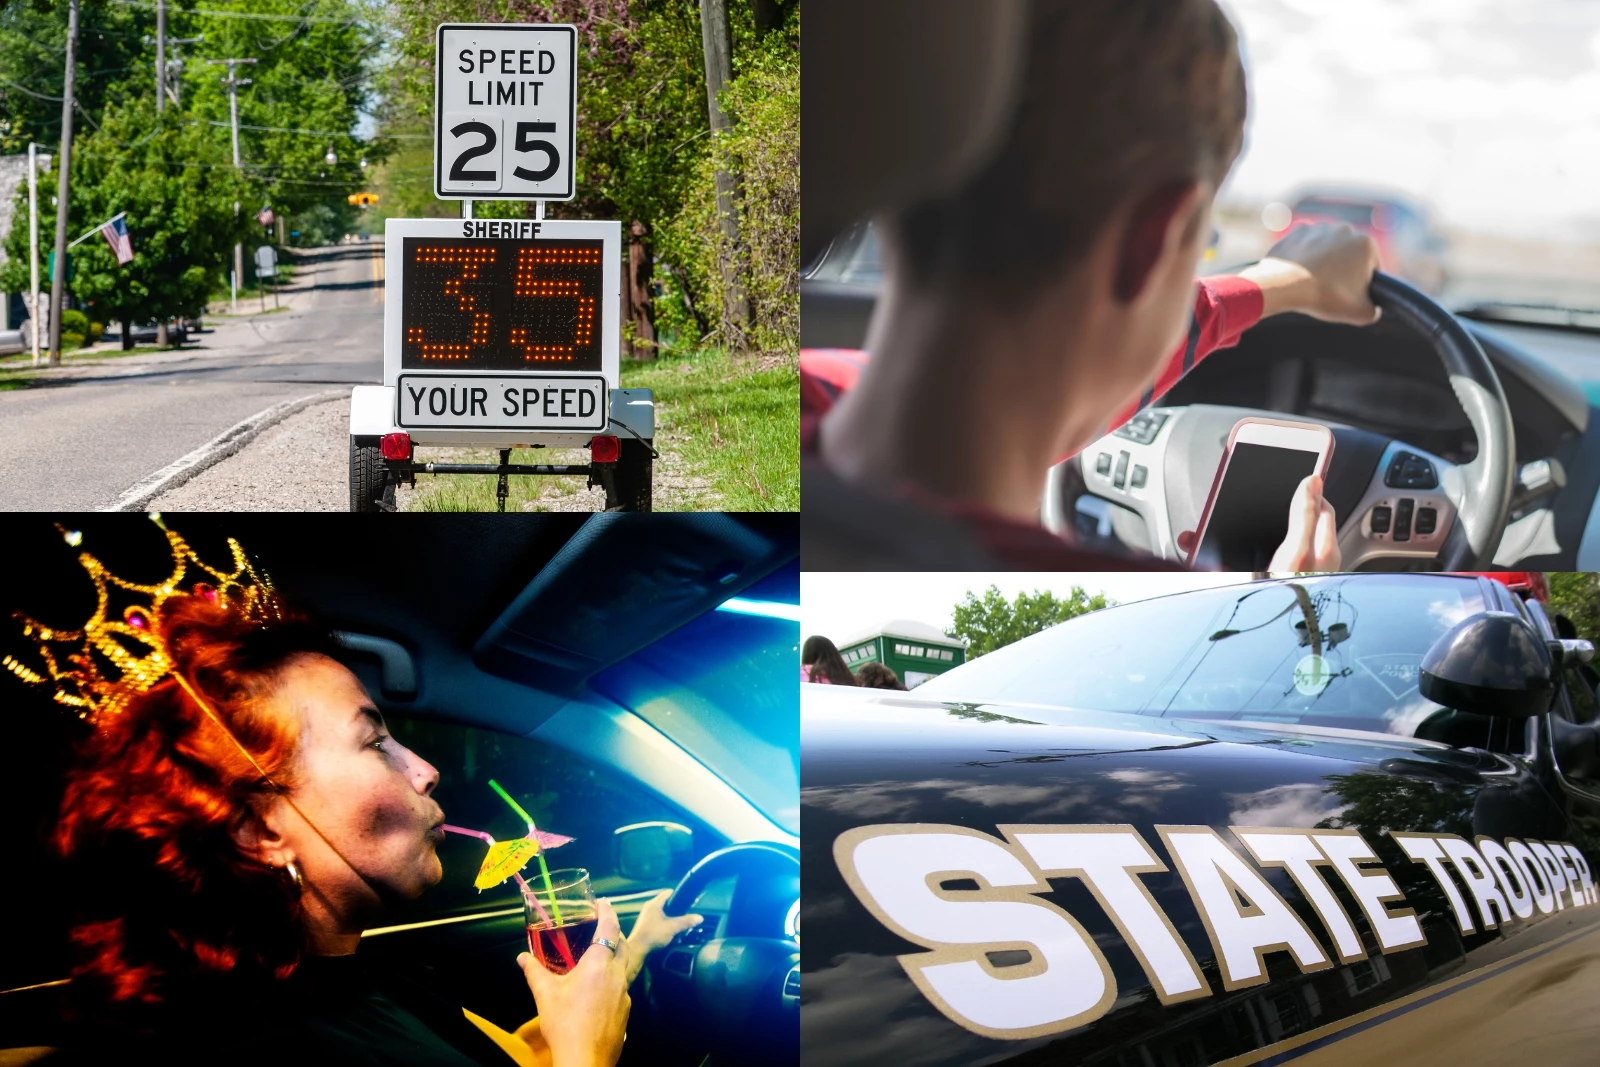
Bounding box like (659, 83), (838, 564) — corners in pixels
(0, 514), (798, 739)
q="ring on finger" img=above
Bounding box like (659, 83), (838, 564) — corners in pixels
(592, 936), (621, 957)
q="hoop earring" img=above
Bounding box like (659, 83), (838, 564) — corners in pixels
(282, 860), (304, 894)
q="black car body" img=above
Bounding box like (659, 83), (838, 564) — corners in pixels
(802, 574), (1600, 1066)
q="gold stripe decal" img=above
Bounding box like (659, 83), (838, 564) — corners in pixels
(833, 823), (1596, 1040)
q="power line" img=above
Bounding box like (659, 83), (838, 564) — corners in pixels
(106, 0), (373, 26)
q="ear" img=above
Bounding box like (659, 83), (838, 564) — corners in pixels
(230, 797), (294, 868)
(1112, 180), (1206, 304)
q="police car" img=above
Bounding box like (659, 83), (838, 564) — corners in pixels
(802, 573), (1600, 1066)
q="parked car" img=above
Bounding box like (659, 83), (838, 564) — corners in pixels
(803, 572), (1600, 1066)
(125, 318), (189, 345)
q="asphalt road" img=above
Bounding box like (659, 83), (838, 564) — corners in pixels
(0, 242), (382, 510)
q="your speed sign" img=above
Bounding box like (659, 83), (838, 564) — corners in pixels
(435, 24), (576, 201)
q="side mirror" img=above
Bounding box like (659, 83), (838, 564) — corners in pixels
(614, 821), (694, 884)
(1550, 638), (1596, 668)
(1420, 611), (1554, 718)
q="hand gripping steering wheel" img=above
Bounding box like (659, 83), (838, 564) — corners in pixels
(646, 842), (800, 1064)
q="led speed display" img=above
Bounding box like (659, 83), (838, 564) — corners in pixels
(399, 237), (604, 371)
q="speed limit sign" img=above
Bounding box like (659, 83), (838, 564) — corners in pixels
(434, 23), (576, 201)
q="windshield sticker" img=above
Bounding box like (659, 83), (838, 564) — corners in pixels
(834, 823), (1595, 1040)
(1356, 654), (1422, 699)
(1293, 654), (1335, 696)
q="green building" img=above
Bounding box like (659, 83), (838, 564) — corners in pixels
(838, 619), (968, 688)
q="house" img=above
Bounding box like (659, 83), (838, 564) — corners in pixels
(837, 618), (968, 688)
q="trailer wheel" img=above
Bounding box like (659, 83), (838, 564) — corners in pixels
(605, 438), (653, 512)
(350, 437), (394, 512)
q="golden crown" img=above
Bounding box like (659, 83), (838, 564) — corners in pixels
(3, 515), (278, 724)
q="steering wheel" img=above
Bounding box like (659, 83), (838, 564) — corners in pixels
(644, 842), (799, 1064)
(1049, 271), (1515, 570)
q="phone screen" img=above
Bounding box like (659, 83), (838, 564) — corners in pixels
(1193, 442), (1320, 570)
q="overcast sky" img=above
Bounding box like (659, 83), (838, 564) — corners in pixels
(1218, 0), (1600, 237)
(800, 571), (1253, 647)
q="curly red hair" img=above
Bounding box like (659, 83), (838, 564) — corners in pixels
(53, 591), (338, 1030)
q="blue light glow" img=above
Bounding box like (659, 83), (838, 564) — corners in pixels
(717, 597), (801, 622)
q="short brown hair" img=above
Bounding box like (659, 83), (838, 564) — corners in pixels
(887, 0), (1247, 300)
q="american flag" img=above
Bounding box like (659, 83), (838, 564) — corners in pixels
(100, 215), (133, 265)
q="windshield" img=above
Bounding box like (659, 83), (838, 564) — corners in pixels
(916, 575), (1489, 738)
(1216, 0), (1600, 313)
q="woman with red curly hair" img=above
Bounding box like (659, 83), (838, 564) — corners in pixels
(52, 589), (695, 1066)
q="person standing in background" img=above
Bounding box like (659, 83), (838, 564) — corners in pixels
(855, 662), (908, 690)
(802, 636), (857, 685)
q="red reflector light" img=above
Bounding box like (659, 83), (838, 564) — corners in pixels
(590, 435), (620, 464)
(380, 433), (412, 461)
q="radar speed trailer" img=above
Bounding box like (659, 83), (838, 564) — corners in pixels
(348, 23), (654, 511)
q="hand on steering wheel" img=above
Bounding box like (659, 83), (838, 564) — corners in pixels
(623, 890), (703, 982)
(1241, 222), (1383, 326)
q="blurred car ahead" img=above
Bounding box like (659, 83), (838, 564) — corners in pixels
(1282, 191), (1448, 296)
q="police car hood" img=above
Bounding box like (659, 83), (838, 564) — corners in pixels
(801, 680), (1476, 774)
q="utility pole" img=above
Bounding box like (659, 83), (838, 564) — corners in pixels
(698, 0), (748, 346)
(163, 34), (202, 109)
(209, 57), (255, 324)
(48, 0), (79, 367)
(27, 143), (46, 366)
(155, 0), (165, 112)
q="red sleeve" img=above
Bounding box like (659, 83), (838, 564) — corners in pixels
(1102, 275), (1264, 435)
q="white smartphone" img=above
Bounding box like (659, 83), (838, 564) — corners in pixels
(1188, 418), (1335, 570)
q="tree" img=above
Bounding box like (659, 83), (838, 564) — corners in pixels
(950, 585), (1115, 659)
(381, 0), (798, 356)
(1, 102), (248, 341)
(0, 0), (381, 329)
(1549, 573), (1600, 645)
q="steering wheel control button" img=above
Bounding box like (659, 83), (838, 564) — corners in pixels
(1394, 498), (1415, 541)
(1130, 464), (1148, 489)
(1385, 451), (1439, 490)
(1416, 506), (1438, 535)
(1095, 452), (1113, 476)
(1370, 505), (1393, 534)
(1113, 409), (1170, 445)
(1113, 451), (1130, 490)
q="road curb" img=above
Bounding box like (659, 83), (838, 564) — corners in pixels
(105, 388), (350, 512)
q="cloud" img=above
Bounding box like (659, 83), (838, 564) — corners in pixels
(1227, 782), (1349, 826)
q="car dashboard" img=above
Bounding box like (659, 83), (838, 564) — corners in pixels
(1050, 312), (1600, 570)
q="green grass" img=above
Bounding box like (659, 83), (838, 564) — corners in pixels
(627, 348), (799, 511)
(399, 348), (799, 512)
(0, 343), (166, 367)
(0, 374), (36, 391)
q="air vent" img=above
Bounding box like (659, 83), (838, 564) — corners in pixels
(664, 950), (695, 976)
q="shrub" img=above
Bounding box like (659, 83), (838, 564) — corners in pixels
(656, 46), (798, 357)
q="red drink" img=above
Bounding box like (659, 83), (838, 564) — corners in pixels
(527, 913), (598, 975)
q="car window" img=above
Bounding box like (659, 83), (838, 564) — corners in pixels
(917, 575), (1489, 739)
(381, 714), (717, 922)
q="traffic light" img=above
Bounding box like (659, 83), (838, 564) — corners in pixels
(348, 192), (380, 208)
